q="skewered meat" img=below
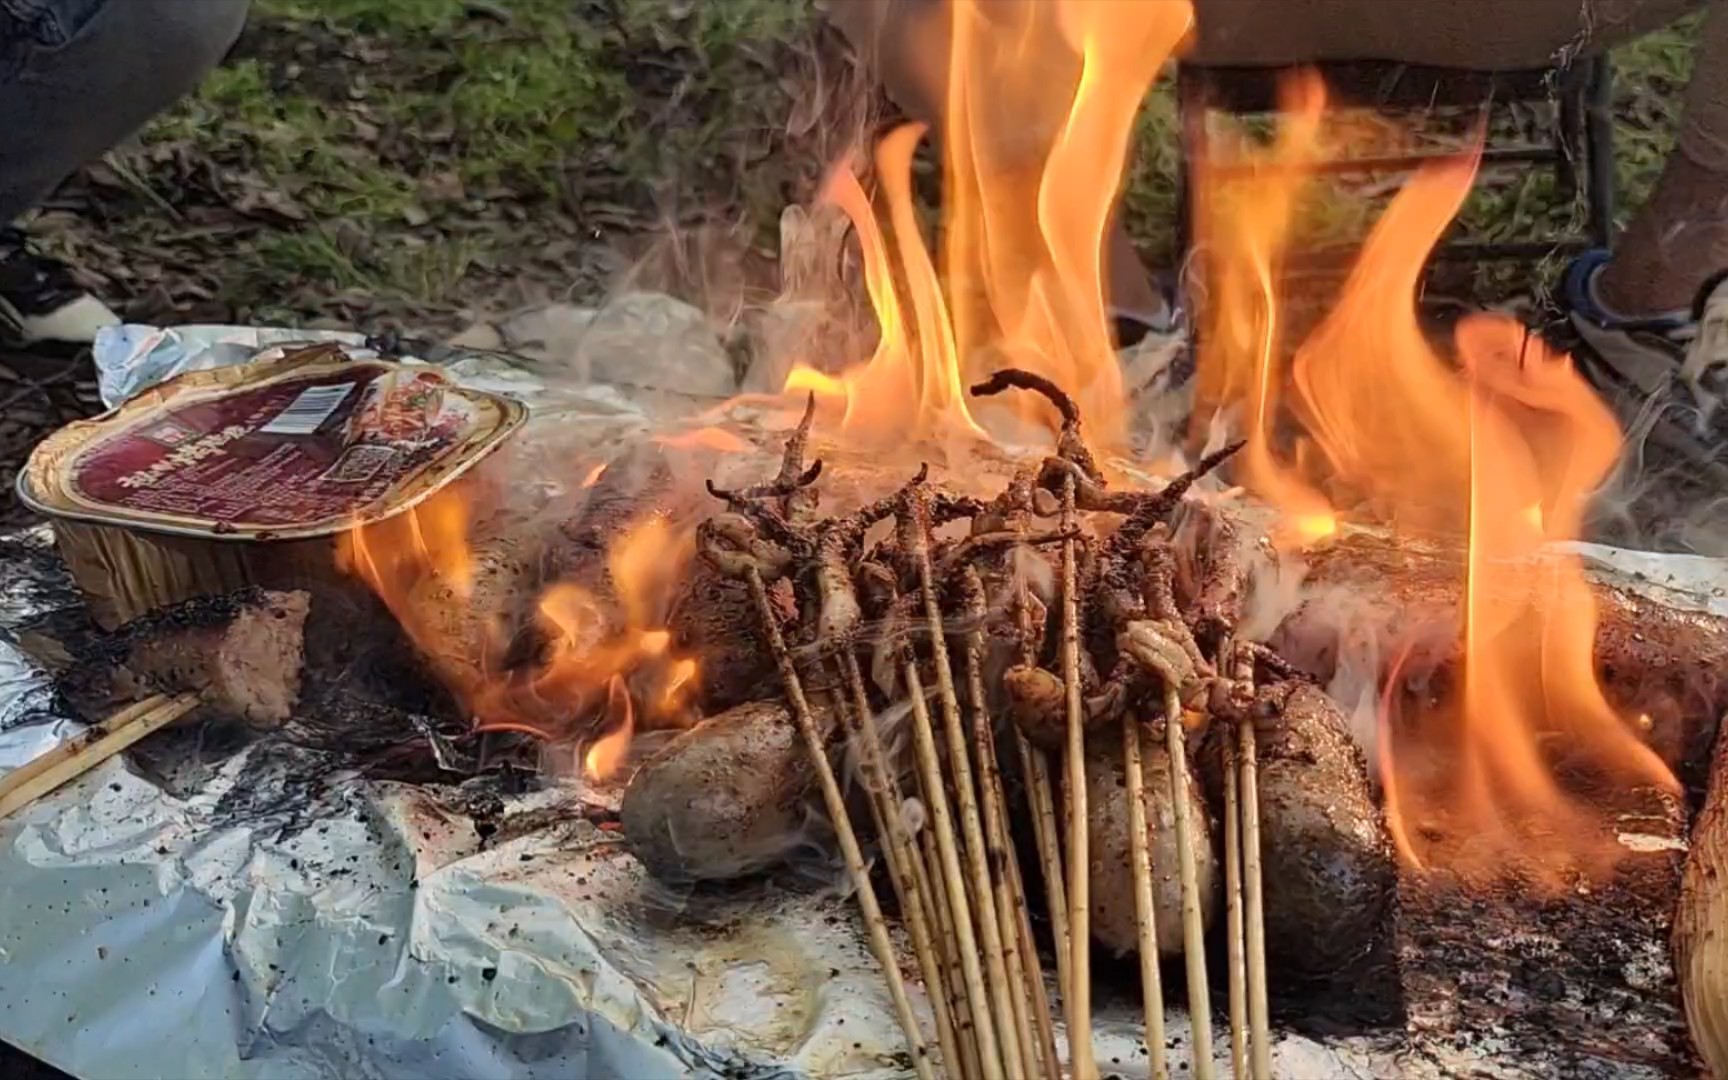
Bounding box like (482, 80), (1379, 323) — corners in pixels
(622, 698), (832, 882)
(1087, 731), (1218, 958)
(1250, 681), (1395, 974)
(107, 587), (309, 727)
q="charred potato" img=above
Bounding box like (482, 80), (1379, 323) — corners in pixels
(1087, 730), (1218, 957)
(1254, 682), (1395, 974)
(622, 699), (825, 882)
(667, 561), (792, 714)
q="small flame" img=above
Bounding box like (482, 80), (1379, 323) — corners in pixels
(1293, 513), (1338, 543)
(661, 658), (699, 711)
(583, 676), (635, 783)
(580, 462), (608, 488)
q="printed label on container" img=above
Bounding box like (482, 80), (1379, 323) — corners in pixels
(67, 367), (478, 529)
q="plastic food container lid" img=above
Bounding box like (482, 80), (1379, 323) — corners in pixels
(19, 343), (527, 542)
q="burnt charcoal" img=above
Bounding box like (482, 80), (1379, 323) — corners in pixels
(103, 587), (309, 728)
(1397, 844), (1698, 1078)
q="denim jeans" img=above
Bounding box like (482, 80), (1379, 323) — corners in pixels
(0, 0), (250, 222)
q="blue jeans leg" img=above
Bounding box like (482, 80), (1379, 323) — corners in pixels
(0, 0), (251, 222)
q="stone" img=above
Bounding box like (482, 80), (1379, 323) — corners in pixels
(498, 292), (737, 398)
(446, 321), (504, 352)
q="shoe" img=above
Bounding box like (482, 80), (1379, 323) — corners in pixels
(1111, 275), (1185, 350)
(0, 226), (121, 346)
(1561, 249), (1728, 479)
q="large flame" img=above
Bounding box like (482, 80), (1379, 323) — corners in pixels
(1192, 77), (1678, 885)
(786, 0), (1193, 449)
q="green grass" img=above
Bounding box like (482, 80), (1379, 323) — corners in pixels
(116, 0), (1703, 324)
(114, 0), (816, 321)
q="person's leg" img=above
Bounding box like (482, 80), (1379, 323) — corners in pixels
(1595, 1), (1728, 316)
(0, 0), (251, 343)
(1189, 0), (1696, 70)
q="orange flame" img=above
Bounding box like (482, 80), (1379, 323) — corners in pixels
(1190, 71), (1335, 543)
(784, 0), (1195, 450)
(340, 484), (700, 784)
(1193, 76), (1678, 885)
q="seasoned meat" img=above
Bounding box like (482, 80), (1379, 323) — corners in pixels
(1253, 682), (1395, 974)
(622, 699), (830, 882)
(110, 587), (309, 727)
(1087, 729), (1218, 958)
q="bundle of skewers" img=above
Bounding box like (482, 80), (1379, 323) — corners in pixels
(694, 371), (1295, 1079)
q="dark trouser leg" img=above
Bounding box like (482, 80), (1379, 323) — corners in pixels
(0, 0), (251, 223)
(1599, 1), (1728, 314)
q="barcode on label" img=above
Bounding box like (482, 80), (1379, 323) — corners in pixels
(261, 382), (355, 436)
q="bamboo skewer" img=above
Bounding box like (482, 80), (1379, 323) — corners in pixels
(0, 693), (200, 821)
(917, 801), (980, 1080)
(1123, 716), (1170, 1080)
(931, 833), (985, 1080)
(912, 535), (1024, 1080)
(1222, 730), (1249, 1080)
(1239, 716), (1272, 1079)
(834, 656), (965, 1077)
(742, 569), (936, 1080)
(1057, 472), (1097, 1080)
(1014, 566), (1073, 1011)
(959, 591), (1043, 1079)
(901, 678), (975, 1077)
(901, 658), (1006, 1080)
(1163, 683), (1216, 1080)
(1019, 731), (1073, 999)
(999, 785), (1063, 1079)
(1223, 641), (1272, 1079)
(1217, 638), (1249, 1080)
(846, 653), (950, 951)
